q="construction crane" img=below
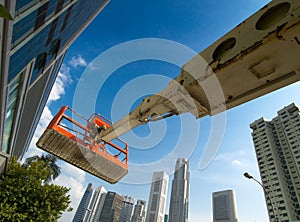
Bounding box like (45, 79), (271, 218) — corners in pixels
(37, 0), (300, 184)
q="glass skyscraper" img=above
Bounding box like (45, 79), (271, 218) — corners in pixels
(99, 191), (124, 222)
(86, 186), (107, 222)
(119, 196), (135, 222)
(168, 158), (190, 222)
(146, 171), (169, 222)
(73, 183), (94, 222)
(0, 0), (109, 160)
(131, 200), (147, 222)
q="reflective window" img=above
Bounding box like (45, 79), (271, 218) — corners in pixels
(46, 18), (59, 46)
(12, 10), (37, 48)
(60, 5), (73, 32)
(3, 73), (23, 153)
(34, 2), (49, 30)
(30, 52), (48, 84)
(15, 0), (38, 15)
(49, 39), (61, 57)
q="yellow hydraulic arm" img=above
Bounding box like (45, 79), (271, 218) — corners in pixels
(102, 0), (300, 141)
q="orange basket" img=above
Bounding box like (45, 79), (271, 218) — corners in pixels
(36, 106), (128, 184)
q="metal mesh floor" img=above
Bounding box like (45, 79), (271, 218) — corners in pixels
(36, 129), (128, 184)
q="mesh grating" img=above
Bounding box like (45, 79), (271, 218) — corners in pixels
(36, 129), (128, 184)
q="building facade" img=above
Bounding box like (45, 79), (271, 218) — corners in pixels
(119, 195), (135, 222)
(73, 183), (94, 222)
(131, 200), (147, 222)
(72, 184), (107, 222)
(85, 186), (107, 222)
(146, 171), (169, 222)
(168, 158), (190, 222)
(250, 103), (300, 221)
(0, 0), (109, 160)
(99, 191), (124, 222)
(212, 190), (238, 222)
(164, 214), (168, 222)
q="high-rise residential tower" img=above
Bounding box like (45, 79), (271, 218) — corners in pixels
(0, 0), (109, 161)
(168, 158), (190, 222)
(99, 191), (124, 222)
(146, 171), (169, 222)
(212, 190), (238, 222)
(250, 103), (300, 221)
(119, 196), (135, 222)
(73, 183), (94, 222)
(131, 200), (147, 222)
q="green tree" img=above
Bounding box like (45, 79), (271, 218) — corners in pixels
(0, 157), (72, 221)
(0, 4), (13, 20)
(23, 154), (61, 183)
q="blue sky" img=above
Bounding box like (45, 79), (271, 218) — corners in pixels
(23, 0), (300, 221)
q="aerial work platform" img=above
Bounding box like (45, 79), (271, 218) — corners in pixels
(36, 106), (128, 184)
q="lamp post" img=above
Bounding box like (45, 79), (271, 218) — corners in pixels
(243, 172), (278, 222)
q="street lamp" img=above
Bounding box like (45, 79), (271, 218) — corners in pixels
(243, 172), (278, 222)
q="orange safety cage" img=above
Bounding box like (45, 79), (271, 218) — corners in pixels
(36, 106), (128, 184)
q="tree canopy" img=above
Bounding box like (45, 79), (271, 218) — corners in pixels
(23, 153), (61, 183)
(0, 156), (72, 221)
(0, 4), (13, 20)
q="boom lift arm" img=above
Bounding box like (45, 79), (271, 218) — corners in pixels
(102, 0), (300, 142)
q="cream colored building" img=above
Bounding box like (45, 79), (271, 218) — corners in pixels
(146, 171), (169, 222)
(250, 103), (300, 221)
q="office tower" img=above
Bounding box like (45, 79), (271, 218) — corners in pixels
(164, 214), (168, 222)
(212, 190), (238, 222)
(86, 186), (107, 222)
(168, 158), (190, 222)
(250, 103), (300, 221)
(73, 183), (94, 222)
(99, 191), (124, 222)
(119, 196), (135, 222)
(0, 0), (109, 160)
(146, 171), (169, 222)
(131, 200), (147, 222)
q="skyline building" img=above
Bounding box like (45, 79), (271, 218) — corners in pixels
(73, 183), (94, 222)
(85, 186), (107, 222)
(250, 103), (300, 221)
(164, 214), (168, 222)
(131, 200), (147, 222)
(212, 190), (238, 222)
(0, 0), (109, 161)
(119, 195), (135, 222)
(99, 191), (124, 222)
(168, 158), (190, 222)
(146, 171), (169, 222)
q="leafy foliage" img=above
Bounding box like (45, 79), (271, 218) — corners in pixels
(23, 153), (61, 183)
(0, 4), (13, 20)
(0, 157), (72, 221)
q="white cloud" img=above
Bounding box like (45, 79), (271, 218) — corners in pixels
(48, 66), (72, 103)
(88, 61), (102, 71)
(68, 55), (87, 68)
(232, 159), (243, 166)
(54, 173), (85, 221)
(60, 162), (86, 184)
(213, 149), (258, 172)
(23, 106), (53, 160)
(215, 150), (247, 162)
